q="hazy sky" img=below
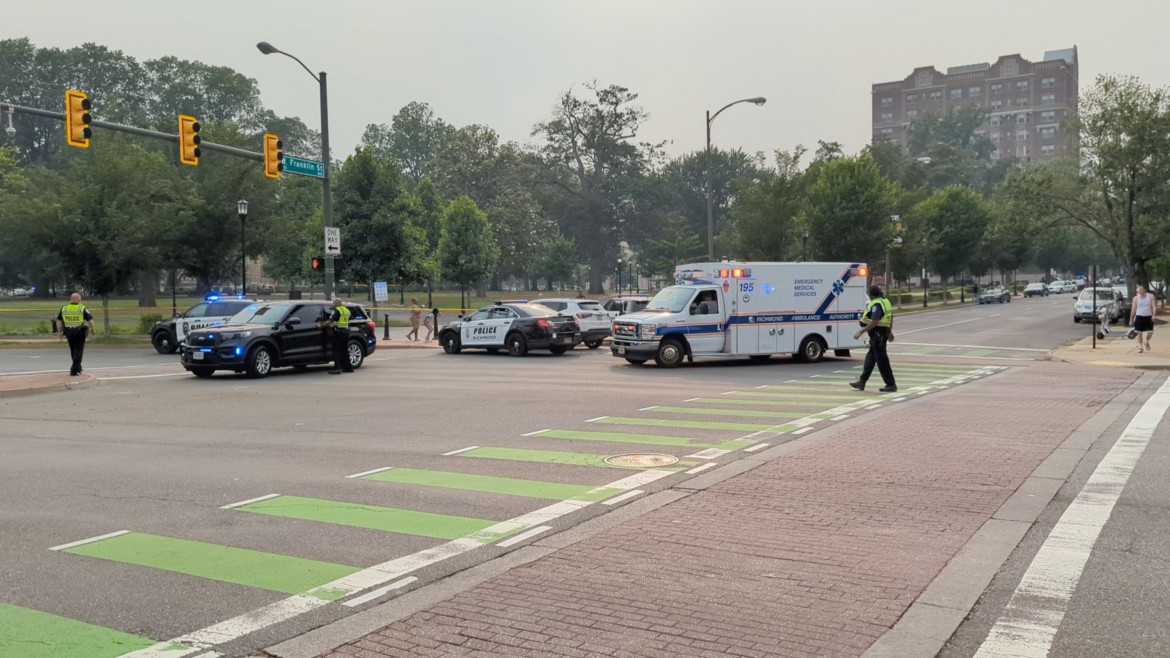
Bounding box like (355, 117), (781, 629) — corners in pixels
(9, 0), (1170, 163)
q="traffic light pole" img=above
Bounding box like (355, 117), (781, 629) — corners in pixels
(319, 72), (335, 301)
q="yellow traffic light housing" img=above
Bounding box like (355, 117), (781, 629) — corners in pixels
(178, 114), (201, 165)
(65, 90), (92, 148)
(264, 133), (283, 179)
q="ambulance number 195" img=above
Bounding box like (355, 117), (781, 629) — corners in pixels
(739, 283), (754, 293)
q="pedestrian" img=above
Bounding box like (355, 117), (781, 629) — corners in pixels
(56, 292), (96, 376)
(322, 297), (354, 374)
(423, 306), (435, 341)
(850, 285), (897, 393)
(406, 297), (421, 342)
(1131, 284), (1157, 353)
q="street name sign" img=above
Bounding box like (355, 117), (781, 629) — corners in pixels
(283, 155), (324, 179)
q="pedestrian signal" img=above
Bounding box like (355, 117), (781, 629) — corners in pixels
(65, 90), (92, 148)
(311, 256), (324, 272)
(264, 133), (283, 179)
(179, 115), (201, 165)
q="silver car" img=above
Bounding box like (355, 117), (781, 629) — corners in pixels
(1073, 288), (1122, 323)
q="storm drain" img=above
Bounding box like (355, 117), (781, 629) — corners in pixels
(604, 453), (679, 468)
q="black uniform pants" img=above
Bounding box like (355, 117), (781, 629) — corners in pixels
(859, 329), (895, 387)
(332, 330), (353, 372)
(65, 328), (87, 374)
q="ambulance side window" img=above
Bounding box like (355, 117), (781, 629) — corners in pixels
(692, 291), (719, 315)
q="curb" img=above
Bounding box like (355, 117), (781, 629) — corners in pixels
(0, 372), (98, 399)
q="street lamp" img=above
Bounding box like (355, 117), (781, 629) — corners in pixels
(237, 199), (248, 295)
(706, 97), (766, 260)
(458, 255), (467, 314)
(617, 258), (623, 294)
(256, 41), (334, 299)
(802, 227), (809, 262)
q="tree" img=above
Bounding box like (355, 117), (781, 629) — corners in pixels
(438, 197), (499, 299)
(655, 147), (762, 255)
(726, 148), (806, 260)
(640, 214), (703, 280)
(360, 101), (453, 187)
(907, 186), (992, 281)
(804, 154), (897, 264)
(534, 236), (579, 290)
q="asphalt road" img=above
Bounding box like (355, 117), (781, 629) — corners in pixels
(0, 292), (1111, 657)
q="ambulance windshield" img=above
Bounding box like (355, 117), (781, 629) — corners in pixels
(646, 287), (698, 313)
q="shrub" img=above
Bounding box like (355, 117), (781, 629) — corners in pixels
(138, 313), (164, 334)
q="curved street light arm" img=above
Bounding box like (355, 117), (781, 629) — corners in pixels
(708, 97), (767, 126)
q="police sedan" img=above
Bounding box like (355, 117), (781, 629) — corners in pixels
(438, 302), (581, 356)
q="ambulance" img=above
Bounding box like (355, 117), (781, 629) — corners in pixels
(610, 261), (871, 367)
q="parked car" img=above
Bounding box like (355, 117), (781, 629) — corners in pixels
(602, 295), (651, 320)
(1111, 285), (1132, 322)
(1048, 280), (1077, 294)
(1023, 283), (1049, 298)
(978, 287), (1011, 304)
(1073, 288), (1123, 323)
(438, 302), (581, 356)
(151, 295), (261, 354)
(529, 298), (610, 349)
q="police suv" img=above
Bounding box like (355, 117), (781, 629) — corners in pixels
(438, 302), (582, 356)
(151, 295), (259, 354)
(179, 301), (377, 378)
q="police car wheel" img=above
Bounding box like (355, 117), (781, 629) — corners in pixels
(347, 340), (365, 369)
(506, 332), (528, 357)
(442, 331), (462, 354)
(655, 338), (685, 368)
(246, 345), (273, 378)
(152, 331), (177, 354)
(189, 367), (214, 378)
(798, 336), (826, 363)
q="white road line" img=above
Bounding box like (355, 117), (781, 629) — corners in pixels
(792, 428), (813, 435)
(190, 652), (222, 658)
(897, 317), (980, 335)
(521, 429), (549, 437)
(346, 467), (392, 479)
(865, 404), (882, 410)
(220, 493), (280, 510)
(898, 341), (1046, 352)
(893, 353), (1032, 361)
(893, 397), (906, 402)
(441, 446), (479, 456)
(744, 442), (771, 451)
(975, 377), (1170, 658)
(97, 372), (188, 380)
(685, 463), (718, 475)
(601, 490), (644, 505)
(49, 530), (129, 552)
(584, 416), (609, 423)
(831, 415), (850, 421)
(638, 406), (659, 411)
(722, 391), (737, 395)
(496, 525), (553, 548)
(990, 313), (1002, 317)
(0, 363), (176, 377)
(341, 577), (417, 608)
(784, 380), (797, 383)
(683, 398), (700, 402)
(755, 384), (769, 389)
(686, 448), (730, 460)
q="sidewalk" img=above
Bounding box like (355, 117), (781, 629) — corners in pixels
(0, 371), (96, 398)
(272, 362), (1139, 658)
(1051, 319), (1170, 370)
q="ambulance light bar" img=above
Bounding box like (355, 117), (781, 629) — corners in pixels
(715, 268), (752, 278)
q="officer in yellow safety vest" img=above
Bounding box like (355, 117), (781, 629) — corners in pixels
(850, 285), (897, 393)
(321, 297), (354, 375)
(56, 292), (97, 376)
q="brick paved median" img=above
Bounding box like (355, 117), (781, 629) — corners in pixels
(323, 363), (1138, 657)
(0, 371), (95, 398)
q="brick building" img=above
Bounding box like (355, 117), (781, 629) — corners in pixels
(872, 47), (1078, 161)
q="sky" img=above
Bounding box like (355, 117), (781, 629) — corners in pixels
(8, 0), (1170, 164)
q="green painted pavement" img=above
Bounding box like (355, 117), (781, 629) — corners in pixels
(0, 603), (173, 658)
(364, 468), (620, 502)
(240, 495), (497, 539)
(906, 346), (944, 355)
(813, 373), (942, 382)
(960, 349), (999, 357)
(460, 446), (697, 470)
(594, 416), (790, 432)
(752, 389), (877, 400)
(691, 397), (867, 409)
(539, 429), (753, 451)
(651, 406), (833, 419)
(65, 533), (360, 595)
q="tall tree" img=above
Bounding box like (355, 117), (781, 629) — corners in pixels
(804, 154), (897, 264)
(726, 148), (807, 260)
(438, 197), (499, 300)
(907, 186), (992, 281)
(360, 101), (453, 187)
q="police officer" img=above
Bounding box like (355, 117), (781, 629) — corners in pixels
(321, 297), (353, 375)
(56, 292), (96, 376)
(850, 285), (897, 392)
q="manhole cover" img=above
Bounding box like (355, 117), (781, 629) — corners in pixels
(604, 453), (679, 468)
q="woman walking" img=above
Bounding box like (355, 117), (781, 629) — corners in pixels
(406, 298), (422, 342)
(1131, 285), (1157, 353)
(423, 306), (436, 341)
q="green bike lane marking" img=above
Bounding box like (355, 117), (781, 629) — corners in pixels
(649, 406), (835, 419)
(0, 603), (179, 658)
(458, 446), (699, 470)
(363, 468), (622, 503)
(960, 349), (999, 357)
(689, 397), (873, 409)
(536, 429), (754, 452)
(813, 373), (944, 382)
(750, 389), (880, 400)
(592, 416), (793, 432)
(906, 346), (945, 355)
(64, 533), (361, 597)
(237, 495), (501, 540)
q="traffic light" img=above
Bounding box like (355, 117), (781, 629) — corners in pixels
(264, 133), (283, 179)
(178, 114), (201, 165)
(65, 90), (92, 148)
(311, 256), (324, 272)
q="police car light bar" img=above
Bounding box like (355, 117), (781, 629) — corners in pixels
(206, 294), (221, 301)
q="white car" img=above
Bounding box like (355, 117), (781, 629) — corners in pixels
(529, 298), (611, 349)
(1048, 280), (1077, 294)
(1074, 288), (1122, 323)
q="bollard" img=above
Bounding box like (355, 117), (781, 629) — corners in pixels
(383, 313), (390, 340)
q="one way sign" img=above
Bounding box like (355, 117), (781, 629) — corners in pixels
(324, 227), (341, 256)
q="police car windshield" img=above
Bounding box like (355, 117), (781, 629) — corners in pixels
(229, 303), (293, 324)
(646, 287), (694, 313)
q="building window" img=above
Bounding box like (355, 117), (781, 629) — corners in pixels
(1041, 94), (1056, 105)
(1016, 80), (1029, 91)
(929, 91), (942, 101)
(970, 87), (982, 98)
(881, 97), (893, 108)
(991, 150), (1001, 160)
(1017, 97), (1029, 107)
(1041, 111), (1057, 123)
(991, 100), (1003, 110)
(880, 128), (894, 135)
(1042, 77), (1056, 89)
(1040, 127), (1056, 139)
(991, 83), (1003, 94)
(1017, 146), (1029, 158)
(906, 93), (917, 104)
(990, 116), (1001, 126)
(1017, 115), (1029, 124)
(880, 112), (893, 123)
(991, 134), (1001, 143)
(1041, 145), (1056, 156)
(907, 110), (917, 120)
(1002, 60), (1019, 76)
(1017, 131), (1028, 141)
(951, 89), (963, 99)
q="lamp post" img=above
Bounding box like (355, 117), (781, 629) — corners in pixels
(458, 255), (467, 314)
(922, 266), (929, 309)
(706, 97), (766, 261)
(256, 41), (333, 300)
(237, 199), (248, 295)
(802, 228), (809, 262)
(617, 258), (623, 294)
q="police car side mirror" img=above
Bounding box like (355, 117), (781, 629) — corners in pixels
(287, 317), (302, 326)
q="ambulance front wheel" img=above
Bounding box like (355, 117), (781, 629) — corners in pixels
(655, 338), (686, 368)
(798, 336), (826, 363)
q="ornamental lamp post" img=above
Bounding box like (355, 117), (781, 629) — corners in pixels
(617, 257), (623, 294)
(705, 97), (766, 260)
(237, 199), (248, 295)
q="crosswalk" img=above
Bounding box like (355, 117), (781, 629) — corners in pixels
(891, 342), (1047, 361)
(0, 361), (1005, 658)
